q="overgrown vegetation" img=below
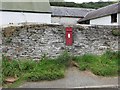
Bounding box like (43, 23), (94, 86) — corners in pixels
(112, 29), (120, 36)
(50, 2), (116, 9)
(2, 51), (70, 87)
(2, 50), (119, 87)
(3, 26), (17, 37)
(0, 56), (2, 87)
(24, 60), (65, 81)
(73, 51), (119, 76)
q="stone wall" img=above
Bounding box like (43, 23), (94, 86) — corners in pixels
(1, 24), (119, 59)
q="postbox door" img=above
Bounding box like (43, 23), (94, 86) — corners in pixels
(66, 27), (72, 46)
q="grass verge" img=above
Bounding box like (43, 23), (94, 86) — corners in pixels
(2, 51), (69, 88)
(73, 51), (119, 76)
(2, 50), (119, 88)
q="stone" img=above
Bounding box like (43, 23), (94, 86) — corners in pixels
(2, 24), (119, 60)
(5, 77), (18, 83)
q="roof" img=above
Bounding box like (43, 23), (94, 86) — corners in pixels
(78, 2), (120, 22)
(51, 6), (94, 18)
(0, 0), (51, 13)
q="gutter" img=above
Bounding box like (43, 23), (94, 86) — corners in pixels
(0, 10), (52, 14)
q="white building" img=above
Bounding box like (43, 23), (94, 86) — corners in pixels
(51, 6), (94, 25)
(78, 2), (120, 25)
(0, 0), (51, 26)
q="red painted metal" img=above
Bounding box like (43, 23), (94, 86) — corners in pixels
(65, 27), (73, 46)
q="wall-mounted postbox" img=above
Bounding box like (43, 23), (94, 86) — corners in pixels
(65, 27), (73, 46)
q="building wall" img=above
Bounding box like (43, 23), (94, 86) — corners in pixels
(118, 13), (120, 25)
(0, 11), (51, 26)
(90, 14), (119, 25)
(51, 17), (80, 24)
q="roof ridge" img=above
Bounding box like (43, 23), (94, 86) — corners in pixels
(95, 2), (118, 11)
(78, 2), (119, 22)
(51, 6), (95, 10)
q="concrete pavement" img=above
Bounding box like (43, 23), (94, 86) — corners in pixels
(19, 67), (118, 88)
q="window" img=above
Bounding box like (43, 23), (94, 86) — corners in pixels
(111, 13), (117, 23)
(78, 20), (90, 24)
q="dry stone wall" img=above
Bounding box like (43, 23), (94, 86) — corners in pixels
(1, 24), (119, 59)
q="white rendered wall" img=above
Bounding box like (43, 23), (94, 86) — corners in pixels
(90, 15), (118, 25)
(52, 17), (81, 25)
(0, 11), (51, 26)
(118, 13), (120, 25)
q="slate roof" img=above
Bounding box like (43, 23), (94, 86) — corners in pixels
(78, 2), (120, 22)
(51, 6), (94, 18)
(0, 0), (51, 13)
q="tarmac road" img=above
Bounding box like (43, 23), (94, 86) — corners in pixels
(19, 67), (118, 88)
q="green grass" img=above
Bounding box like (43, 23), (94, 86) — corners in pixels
(2, 55), (37, 78)
(2, 51), (68, 88)
(73, 51), (119, 76)
(0, 71), (2, 87)
(24, 59), (65, 81)
(0, 54), (2, 87)
(56, 51), (71, 67)
(2, 50), (119, 88)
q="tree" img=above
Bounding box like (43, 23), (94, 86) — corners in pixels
(50, 1), (116, 9)
(49, 0), (64, 2)
(98, 0), (103, 2)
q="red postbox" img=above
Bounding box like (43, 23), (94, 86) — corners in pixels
(65, 27), (73, 46)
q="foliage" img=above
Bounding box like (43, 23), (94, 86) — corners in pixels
(5, 37), (12, 44)
(0, 73), (2, 87)
(24, 60), (65, 81)
(2, 50), (119, 87)
(49, 0), (64, 2)
(73, 54), (99, 71)
(56, 51), (71, 67)
(2, 53), (66, 86)
(73, 51), (119, 76)
(50, 2), (116, 9)
(2, 55), (36, 78)
(0, 56), (2, 87)
(112, 29), (120, 36)
(3, 26), (16, 37)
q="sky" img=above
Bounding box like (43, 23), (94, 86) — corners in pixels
(65, 0), (117, 3)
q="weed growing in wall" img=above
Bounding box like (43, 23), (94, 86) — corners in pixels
(112, 29), (120, 36)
